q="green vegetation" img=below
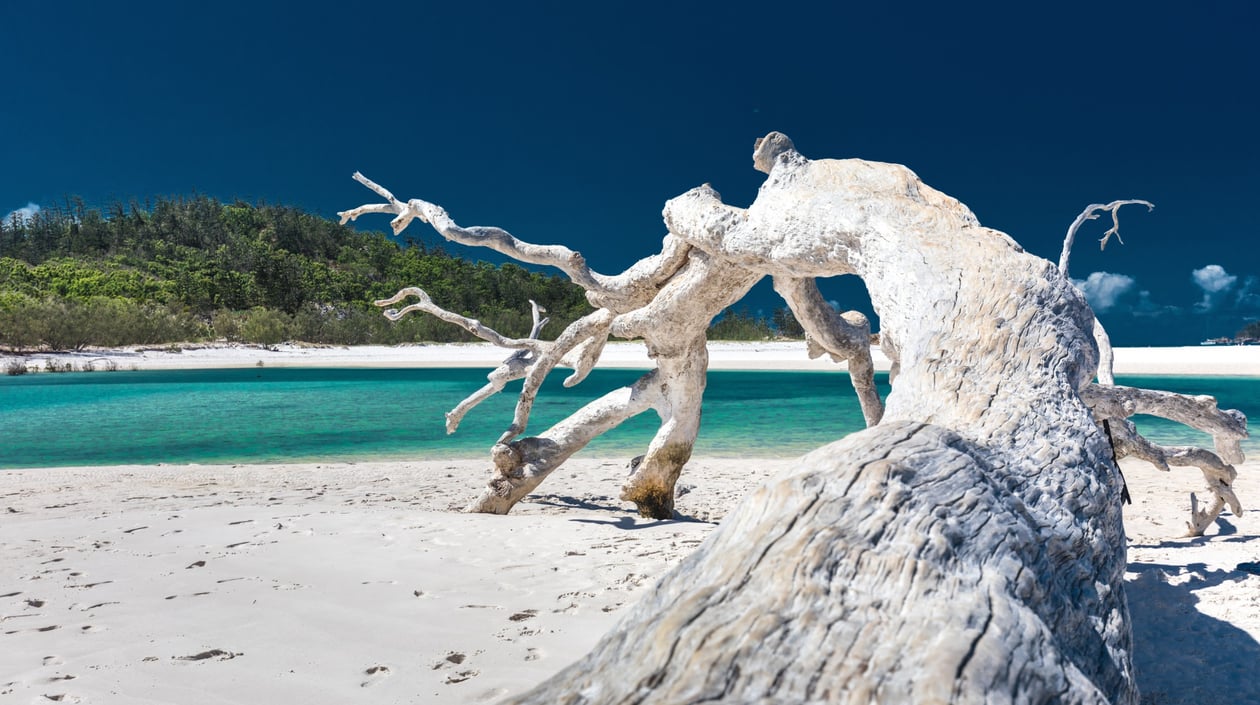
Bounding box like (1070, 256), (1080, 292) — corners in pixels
(0, 196), (801, 351)
(709, 307), (776, 340)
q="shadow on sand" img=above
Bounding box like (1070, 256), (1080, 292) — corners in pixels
(1126, 556), (1260, 704)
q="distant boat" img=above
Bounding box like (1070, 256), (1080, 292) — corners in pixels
(1200, 337), (1257, 346)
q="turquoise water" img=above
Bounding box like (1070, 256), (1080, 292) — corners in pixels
(1, 368), (1256, 468)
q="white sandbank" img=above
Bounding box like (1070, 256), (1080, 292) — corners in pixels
(2, 457), (1259, 704)
(6, 340), (1260, 374)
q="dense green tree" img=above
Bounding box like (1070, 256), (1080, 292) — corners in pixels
(771, 306), (804, 337)
(0, 195), (807, 351)
(0, 195), (596, 350)
(709, 307), (776, 340)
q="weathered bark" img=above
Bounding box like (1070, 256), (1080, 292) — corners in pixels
(510, 423), (1125, 705)
(343, 133), (1246, 703)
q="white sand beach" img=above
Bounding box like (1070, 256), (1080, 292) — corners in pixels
(6, 340), (1260, 375)
(2, 343), (1259, 704)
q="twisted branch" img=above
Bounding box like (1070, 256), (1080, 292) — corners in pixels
(341, 172), (690, 311)
(374, 287), (544, 352)
(1082, 384), (1247, 535)
(1058, 199), (1154, 278)
(773, 275), (884, 426)
(441, 300), (549, 434)
(374, 287), (613, 440)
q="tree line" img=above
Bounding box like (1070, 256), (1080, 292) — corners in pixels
(1, 196), (801, 351)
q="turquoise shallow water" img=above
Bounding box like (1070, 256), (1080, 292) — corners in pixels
(1, 368), (1257, 468)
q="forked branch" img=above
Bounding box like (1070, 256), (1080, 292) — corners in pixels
(374, 287), (613, 441)
(343, 172), (633, 301)
(374, 287), (545, 353)
(442, 300), (549, 434)
(1058, 199), (1154, 277)
(1085, 384), (1247, 535)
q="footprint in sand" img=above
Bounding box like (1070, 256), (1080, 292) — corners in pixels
(444, 670), (480, 684)
(174, 649), (242, 662)
(508, 609), (538, 622)
(360, 665), (391, 687)
(553, 591), (596, 613)
(431, 652), (466, 669)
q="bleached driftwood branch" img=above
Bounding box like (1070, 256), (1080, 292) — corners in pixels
(1083, 383), (1246, 535)
(341, 172), (692, 313)
(1059, 199), (1152, 383)
(506, 134), (1244, 705)
(433, 298), (549, 434)
(346, 133), (1244, 703)
(345, 174), (883, 519)
(1057, 199), (1154, 277)
(374, 286), (617, 443)
(1056, 198), (1244, 534)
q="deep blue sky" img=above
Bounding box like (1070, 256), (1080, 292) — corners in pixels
(2, 1), (1256, 345)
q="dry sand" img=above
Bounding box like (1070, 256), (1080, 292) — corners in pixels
(7, 340), (1260, 375)
(2, 343), (1259, 704)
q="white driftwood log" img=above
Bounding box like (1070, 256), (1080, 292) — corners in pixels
(342, 133), (1246, 703)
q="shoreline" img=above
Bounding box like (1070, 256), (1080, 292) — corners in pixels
(3, 341), (1259, 375)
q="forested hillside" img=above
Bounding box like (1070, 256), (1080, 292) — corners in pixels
(0, 197), (789, 351)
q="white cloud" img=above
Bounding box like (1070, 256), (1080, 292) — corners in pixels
(4, 202), (41, 224)
(1072, 271), (1136, 313)
(1192, 264), (1237, 293)
(1192, 264), (1238, 311)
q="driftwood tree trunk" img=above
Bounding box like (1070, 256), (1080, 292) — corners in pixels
(342, 133), (1245, 703)
(495, 136), (1245, 704)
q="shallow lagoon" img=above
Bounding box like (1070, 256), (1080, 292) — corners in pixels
(2, 368), (1256, 468)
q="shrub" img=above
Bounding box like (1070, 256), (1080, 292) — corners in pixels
(237, 307), (293, 346)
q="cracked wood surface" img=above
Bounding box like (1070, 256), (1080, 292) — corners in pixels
(510, 424), (1118, 704)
